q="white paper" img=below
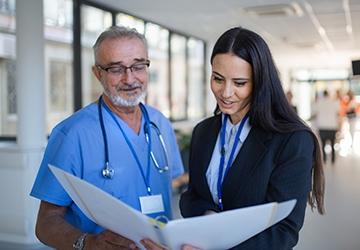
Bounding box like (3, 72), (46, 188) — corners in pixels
(49, 165), (296, 250)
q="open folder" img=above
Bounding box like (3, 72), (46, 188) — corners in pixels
(49, 165), (296, 250)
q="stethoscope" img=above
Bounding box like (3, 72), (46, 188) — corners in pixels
(98, 95), (169, 183)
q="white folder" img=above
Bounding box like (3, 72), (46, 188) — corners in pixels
(49, 164), (296, 250)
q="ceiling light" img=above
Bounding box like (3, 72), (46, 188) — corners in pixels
(244, 3), (303, 17)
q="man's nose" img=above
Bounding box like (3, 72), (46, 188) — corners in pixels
(122, 68), (135, 83)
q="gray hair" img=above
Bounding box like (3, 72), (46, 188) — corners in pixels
(93, 26), (147, 61)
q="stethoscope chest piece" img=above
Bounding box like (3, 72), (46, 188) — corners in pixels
(158, 166), (169, 173)
(102, 162), (115, 179)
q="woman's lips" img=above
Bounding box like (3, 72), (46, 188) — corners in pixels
(220, 98), (234, 107)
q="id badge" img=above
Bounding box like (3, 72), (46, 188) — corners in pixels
(139, 194), (164, 214)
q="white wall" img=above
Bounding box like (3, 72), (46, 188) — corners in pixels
(0, 144), (43, 244)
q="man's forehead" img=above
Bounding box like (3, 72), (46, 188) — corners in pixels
(100, 36), (145, 49)
(97, 37), (147, 63)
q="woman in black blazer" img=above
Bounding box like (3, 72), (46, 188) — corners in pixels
(180, 27), (325, 250)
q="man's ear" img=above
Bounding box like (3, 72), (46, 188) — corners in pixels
(92, 65), (101, 81)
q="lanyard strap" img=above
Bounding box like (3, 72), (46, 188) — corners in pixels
(101, 98), (152, 195)
(217, 112), (249, 210)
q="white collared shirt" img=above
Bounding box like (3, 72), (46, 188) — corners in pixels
(206, 114), (252, 204)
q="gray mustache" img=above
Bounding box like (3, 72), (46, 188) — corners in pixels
(116, 83), (142, 91)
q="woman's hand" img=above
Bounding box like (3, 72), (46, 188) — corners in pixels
(204, 210), (217, 215)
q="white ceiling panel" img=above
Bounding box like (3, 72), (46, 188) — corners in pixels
(95, 0), (360, 66)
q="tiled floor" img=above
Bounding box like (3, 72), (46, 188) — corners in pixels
(295, 149), (360, 250)
(1, 119), (360, 250)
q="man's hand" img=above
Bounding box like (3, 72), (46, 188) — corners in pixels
(85, 230), (139, 250)
(181, 245), (201, 250)
(140, 238), (167, 250)
(140, 239), (201, 250)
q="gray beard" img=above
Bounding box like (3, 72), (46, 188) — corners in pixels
(103, 84), (147, 107)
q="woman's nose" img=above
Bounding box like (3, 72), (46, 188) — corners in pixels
(222, 83), (234, 98)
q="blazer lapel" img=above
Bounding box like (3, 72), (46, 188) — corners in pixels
(221, 127), (272, 205)
(197, 115), (222, 202)
(201, 115), (222, 172)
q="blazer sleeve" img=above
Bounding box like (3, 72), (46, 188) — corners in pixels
(180, 122), (219, 216)
(233, 130), (314, 250)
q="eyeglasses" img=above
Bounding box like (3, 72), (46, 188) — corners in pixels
(96, 60), (150, 76)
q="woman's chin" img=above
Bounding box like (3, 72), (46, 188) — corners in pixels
(219, 108), (235, 116)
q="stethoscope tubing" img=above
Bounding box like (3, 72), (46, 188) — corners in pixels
(98, 96), (169, 182)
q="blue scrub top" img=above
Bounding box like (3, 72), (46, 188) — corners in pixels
(30, 101), (184, 234)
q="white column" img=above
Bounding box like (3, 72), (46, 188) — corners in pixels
(16, 0), (46, 148)
(0, 0), (46, 245)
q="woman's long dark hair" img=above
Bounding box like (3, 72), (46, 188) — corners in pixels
(211, 27), (324, 214)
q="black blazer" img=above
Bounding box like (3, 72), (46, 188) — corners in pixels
(180, 115), (314, 250)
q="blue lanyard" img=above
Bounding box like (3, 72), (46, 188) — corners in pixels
(101, 99), (152, 195)
(217, 112), (249, 210)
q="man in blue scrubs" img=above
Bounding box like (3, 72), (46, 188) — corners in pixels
(30, 26), (184, 250)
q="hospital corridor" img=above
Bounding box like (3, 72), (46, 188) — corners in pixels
(1, 116), (360, 250)
(1, 0), (360, 249)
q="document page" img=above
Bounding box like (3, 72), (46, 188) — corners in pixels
(49, 165), (296, 250)
(49, 165), (160, 244)
(162, 201), (288, 250)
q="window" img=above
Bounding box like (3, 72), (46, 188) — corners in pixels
(188, 38), (205, 119)
(44, 0), (72, 29)
(76, 4), (206, 122)
(170, 34), (187, 120)
(46, 60), (73, 132)
(81, 5), (112, 106)
(0, 59), (16, 135)
(0, 1), (207, 140)
(44, 0), (73, 133)
(5, 59), (15, 114)
(0, 0), (15, 31)
(0, 0), (15, 137)
(49, 61), (70, 112)
(145, 22), (170, 117)
(116, 13), (144, 34)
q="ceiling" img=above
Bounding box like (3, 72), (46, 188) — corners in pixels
(96, 0), (360, 69)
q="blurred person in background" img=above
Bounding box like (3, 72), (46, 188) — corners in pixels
(345, 90), (358, 147)
(312, 90), (340, 164)
(286, 90), (298, 114)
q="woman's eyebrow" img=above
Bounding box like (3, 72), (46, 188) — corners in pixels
(212, 71), (224, 78)
(232, 77), (250, 81)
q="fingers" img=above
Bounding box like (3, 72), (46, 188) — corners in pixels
(181, 244), (201, 250)
(204, 210), (217, 215)
(141, 239), (167, 250)
(104, 230), (137, 247)
(89, 230), (139, 249)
